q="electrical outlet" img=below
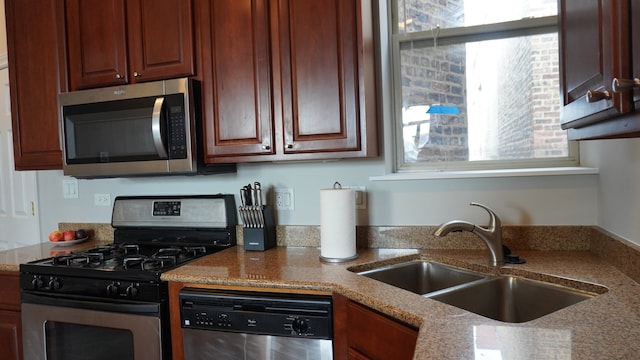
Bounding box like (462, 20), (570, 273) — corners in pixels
(94, 193), (111, 206)
(345, 186), (367, 210)
(275, 188), (294, 210)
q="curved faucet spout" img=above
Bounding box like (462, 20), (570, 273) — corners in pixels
(432, 220), (476, 237)
(433, 203), (504, 267)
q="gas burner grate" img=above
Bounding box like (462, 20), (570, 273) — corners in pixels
(122, 255), (178, 271)
(52, 253), (105, 267)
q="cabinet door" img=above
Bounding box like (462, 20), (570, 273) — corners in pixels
(197, 0), (275, 162)
(0, 310), (21, 360)
(333, 294), (418, 360)
(126, 0), (195, 83)
(5, 0), (66, 170)
(0, 272), (20, 310)
(559, 0), (632, 131)
(277, 0), (362, 154)
(346, 301), (418, 360)
(66, 0), (128, 90)
(0, 272), (22, 360)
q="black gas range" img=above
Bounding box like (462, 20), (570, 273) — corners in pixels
(20, 194), (237, 360)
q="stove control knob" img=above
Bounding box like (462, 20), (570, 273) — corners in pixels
(126, 284), (139, 298)
(107, 282), (119, 296)
(292, 318), (309, 334)
(31, 276), (44, 289)
(48, 277), (62, 291)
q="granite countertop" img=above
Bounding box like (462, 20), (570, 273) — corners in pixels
(163, 246), (640, 360)
(0, 239), (108, 272)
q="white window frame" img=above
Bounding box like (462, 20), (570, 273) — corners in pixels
(380, 0), (581, 176)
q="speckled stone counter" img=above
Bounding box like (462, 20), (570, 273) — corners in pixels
(0, 239), (110, 272)
(163, 247), (640, 360)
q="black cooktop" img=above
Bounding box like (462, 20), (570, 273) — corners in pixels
(32, 243), (210, 271)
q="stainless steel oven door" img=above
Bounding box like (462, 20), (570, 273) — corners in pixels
(22, 298), (163, 360)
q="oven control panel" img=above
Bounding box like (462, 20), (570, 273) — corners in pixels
(20, 273), (163, 302)
(153, 200), (181, 216)
(179, 289), (333, 339)
(111, 195), (236, 229)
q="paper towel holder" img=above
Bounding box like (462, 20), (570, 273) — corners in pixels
(319, 181), (359, 263)
(320, 253), (359, 263)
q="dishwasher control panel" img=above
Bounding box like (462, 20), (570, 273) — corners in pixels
(179, 288), (333, 339)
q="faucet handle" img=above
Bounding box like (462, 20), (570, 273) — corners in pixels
(469, 202), (501, 230)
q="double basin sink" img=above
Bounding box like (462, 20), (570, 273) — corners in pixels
(355, 260), (605, 323)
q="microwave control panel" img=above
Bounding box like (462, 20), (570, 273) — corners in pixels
(167, 96), (187, 159)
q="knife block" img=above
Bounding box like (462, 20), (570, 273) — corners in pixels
(240, 205), (276, 251)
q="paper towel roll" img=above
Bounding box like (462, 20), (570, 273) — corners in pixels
(320, 187), (357, 262)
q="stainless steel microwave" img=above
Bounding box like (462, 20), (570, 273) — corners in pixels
(58, 78), (235, 178)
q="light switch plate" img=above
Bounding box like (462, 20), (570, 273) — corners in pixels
(62, 178), (78, 199)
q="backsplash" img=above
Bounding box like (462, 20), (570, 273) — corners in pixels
(59, 223), (592, 250)
(58, 223), (640, 283)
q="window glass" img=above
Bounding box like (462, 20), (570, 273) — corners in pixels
(392, 0), (573, 171)
(396, 0), (558, 33)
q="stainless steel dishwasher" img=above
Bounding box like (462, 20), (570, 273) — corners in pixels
(179, 289), (333, 360)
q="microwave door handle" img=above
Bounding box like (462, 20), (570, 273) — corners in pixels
(152, 96), (169, 159)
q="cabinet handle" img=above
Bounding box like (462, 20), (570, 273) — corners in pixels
(115, 74), (123, 79)
(586, 90), (611, 103)
(286, 144), (293, 149)
(612, 78), (640, 93)
(262, 145), (271, 151)
(133, 72), (141, 78)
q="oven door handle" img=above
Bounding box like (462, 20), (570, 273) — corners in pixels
(22, 292), (161, 315)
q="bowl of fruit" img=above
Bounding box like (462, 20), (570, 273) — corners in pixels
(48, 229), (89, 246)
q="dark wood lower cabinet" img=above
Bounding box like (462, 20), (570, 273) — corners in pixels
(0, 310), (21, 360)
(0, 272), (22, 360)
(333, 293), (418, 360)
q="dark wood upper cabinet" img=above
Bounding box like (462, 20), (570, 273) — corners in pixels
(277, 0), (362, 154)
(5, 0), (66, 170)
(559, 0), (640, 139)
(66, 0), (194, 90)
(196, 0), (275, 159)
(198, 0), (377, 163)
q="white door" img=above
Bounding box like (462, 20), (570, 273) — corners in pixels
(0, 55), (41, 249)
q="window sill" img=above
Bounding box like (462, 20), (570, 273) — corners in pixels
(369, 167), (599, 181)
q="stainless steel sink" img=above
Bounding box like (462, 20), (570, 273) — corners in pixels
(357, 260), (486, 295)
(427, 275), (598, 323)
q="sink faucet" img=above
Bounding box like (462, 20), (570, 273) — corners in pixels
(433, 202), (504, 266)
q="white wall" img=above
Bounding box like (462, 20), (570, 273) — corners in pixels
(581, 138), (640, 245)
(36, 159), (600, 237)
